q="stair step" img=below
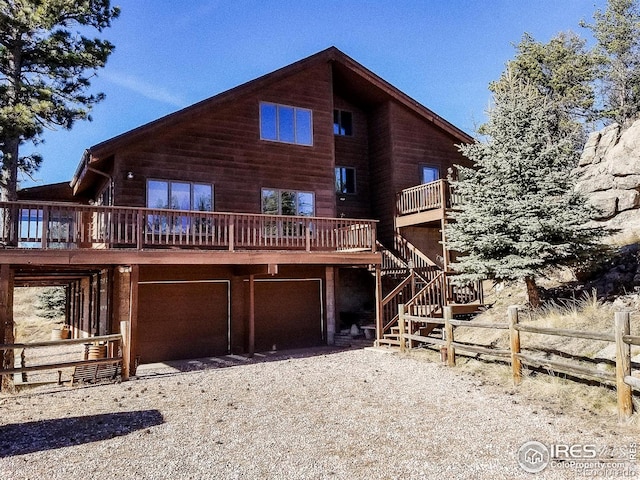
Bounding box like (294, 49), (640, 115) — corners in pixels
(377, 338), (401, 347)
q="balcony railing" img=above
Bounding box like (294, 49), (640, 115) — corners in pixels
(396, 179), (460, 217)
(0, 201), (377, 253)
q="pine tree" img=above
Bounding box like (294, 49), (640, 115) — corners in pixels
(0, 0), (119, 202)
(445, 74), (606, 307)
(36, 286), (66, 320)
(581, 0), (640, 126)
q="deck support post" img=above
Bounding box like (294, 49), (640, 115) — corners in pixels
(325, 267), (336, 346)
(248, 274), (255, 357)
(0, 264), (14, 392)
(129, 265), (139, 376)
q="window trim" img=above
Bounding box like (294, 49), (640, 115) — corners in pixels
(333, 109), (353, 136)
(146, 179), (214, 211)
(335, 166), (357, 195)
(259, 101), (314, 146)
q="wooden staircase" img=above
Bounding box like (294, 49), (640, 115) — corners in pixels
(375, 234), (483, 349)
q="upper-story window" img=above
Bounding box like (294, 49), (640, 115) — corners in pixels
(333, 109), (353, 136)
(421, 166), (440, 185)
(260, 102), (313, 146)
(335, 167), (356, 194)
(147, 179), (213, 211)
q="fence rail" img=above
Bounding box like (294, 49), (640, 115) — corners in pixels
(397, 305), (640, 423)
(0, 333), (123, 384)
(0, 201), (377, 253)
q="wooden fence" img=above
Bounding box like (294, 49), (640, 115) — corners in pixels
(398, 305), (640, 422)
(0, 331), (127, 388)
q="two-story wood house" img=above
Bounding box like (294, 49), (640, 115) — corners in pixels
(1, 47), (480, 377)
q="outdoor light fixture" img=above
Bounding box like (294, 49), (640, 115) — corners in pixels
(126, 171), (134, 180)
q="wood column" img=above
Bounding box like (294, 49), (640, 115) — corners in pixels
(248, 274), (255, 357)
(0, 265), (14, 392)
(116, 266), (132, 380)
(325, 267), (336, 345)
(129, 265), (139, 375)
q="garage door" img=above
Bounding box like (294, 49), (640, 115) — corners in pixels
(254, 279), (323, 352)
(137, 281), (229, 363)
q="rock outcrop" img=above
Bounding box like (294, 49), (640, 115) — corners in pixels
(574, 120), (640, 235)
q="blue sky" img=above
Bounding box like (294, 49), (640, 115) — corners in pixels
(23, 0), (608, 188)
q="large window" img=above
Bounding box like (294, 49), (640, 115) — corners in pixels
(421, 166), (440, 185)
(261, 188), (314, 237)
(260, 102), (313, 146)
(146, 180), (213, 235)
(333, 109), (353, 136)
(261, 188), (314, 216)
(147, 180), (213, 211)
(335, 167), (356, 194)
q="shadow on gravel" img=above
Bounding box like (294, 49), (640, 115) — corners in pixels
(0, 409), (164, 457)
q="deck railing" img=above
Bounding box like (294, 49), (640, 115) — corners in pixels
(0, 201), (377, 252)
(396, 179), (459, 217)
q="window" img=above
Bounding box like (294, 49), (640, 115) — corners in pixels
(261, 188), (314, 216)
(333, 109), (353, 136)
(146, 180), (213, 211)
(260, 102), (313, 145)
(146, 180), (213, 235)
(421, 166), (440, 184)
(335, 167), (356, 194)
(261, 188), (315, 237)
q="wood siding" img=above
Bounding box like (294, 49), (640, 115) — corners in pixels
(333, 96), (371, 219)
(111, 63), (336, 218)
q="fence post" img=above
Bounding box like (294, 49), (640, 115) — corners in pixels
(444, 306), (455, 366)
(120, 320), (130, 381)
(614, 311), (633, 422)
(508, 306), (522, 385)
(398, 304), (405, 353)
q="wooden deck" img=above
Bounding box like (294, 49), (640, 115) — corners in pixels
(395, 179), (460, 227)
(0, 201), (379, 265)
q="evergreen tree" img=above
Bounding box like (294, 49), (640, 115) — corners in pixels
(0, 0), (119, 202)
(492, 32), (597, 127)
(446, 74), (606, 307)
(36, 286), (66, 319)
(582, 0), (640, 126)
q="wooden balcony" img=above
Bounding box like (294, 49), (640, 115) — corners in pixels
(0, 201), (379, 266)
(395, 179), (459, 228)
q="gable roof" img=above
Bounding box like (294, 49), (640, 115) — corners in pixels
(72, 47), (472, 191)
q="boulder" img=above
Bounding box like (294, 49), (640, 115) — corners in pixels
(576, 121), (640, 233)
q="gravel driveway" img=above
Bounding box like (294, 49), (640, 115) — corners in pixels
(0, 348), (637, 479)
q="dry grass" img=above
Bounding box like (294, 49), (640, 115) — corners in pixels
(13, 287), (64, 343)
(421, 280), (640, 424)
